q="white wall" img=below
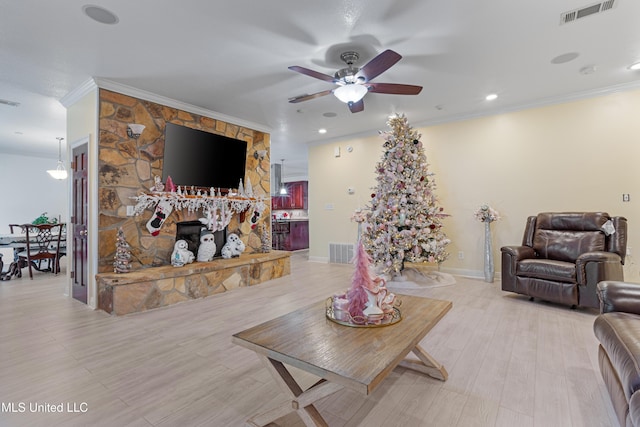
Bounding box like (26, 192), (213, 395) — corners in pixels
(308, 89), (640, 280)
(0, 153), (68, 230)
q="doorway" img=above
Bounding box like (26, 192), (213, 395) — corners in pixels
(71, 142), (88, 303)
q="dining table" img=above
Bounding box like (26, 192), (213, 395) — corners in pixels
(0, 233), (31, 245)
(0, 231), (67, 245)
(0, 230), (67, 279)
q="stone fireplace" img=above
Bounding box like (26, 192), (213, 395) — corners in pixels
(97, 89), (271, 272)
(95, 89), (289, 315)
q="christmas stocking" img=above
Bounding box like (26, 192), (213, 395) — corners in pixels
(146, 200), (173, 236)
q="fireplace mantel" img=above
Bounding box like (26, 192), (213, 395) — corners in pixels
(133, 192), (268, 224)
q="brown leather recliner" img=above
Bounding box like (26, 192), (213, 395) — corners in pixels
(501, 212), (627, 308)
(594, 281), (640, 427)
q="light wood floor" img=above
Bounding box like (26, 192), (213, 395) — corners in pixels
(0, 252), (618, 427)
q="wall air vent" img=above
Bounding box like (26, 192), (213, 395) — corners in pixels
(329, 243), (354, 264)
(560, 0), (617, 24)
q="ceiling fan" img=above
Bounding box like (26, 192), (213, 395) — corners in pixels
(288, 49), (422, 113)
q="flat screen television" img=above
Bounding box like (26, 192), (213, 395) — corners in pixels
(162, 123), (247, 190)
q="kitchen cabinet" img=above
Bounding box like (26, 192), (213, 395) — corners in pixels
(288, 220), (309, 250)
(271, 220), (309, 251)
(271, 195), (286, 210)
(272, 181), (307, 210)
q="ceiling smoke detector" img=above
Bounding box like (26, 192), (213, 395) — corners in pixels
(560, 0), (617, 25)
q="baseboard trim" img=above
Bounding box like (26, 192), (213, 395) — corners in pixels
(305, 256), (501, 281)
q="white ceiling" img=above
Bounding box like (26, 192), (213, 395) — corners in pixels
(2, 0), (640, 177)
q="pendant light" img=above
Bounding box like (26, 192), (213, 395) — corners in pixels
(279, 159), (288, 195)
(47, 137), (68, 180)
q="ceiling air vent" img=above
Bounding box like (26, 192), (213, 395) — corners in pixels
(0, 98), (20, 107)
(560, 0), (617, 25)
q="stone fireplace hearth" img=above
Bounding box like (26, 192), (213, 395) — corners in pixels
(96, 250), (290, 315)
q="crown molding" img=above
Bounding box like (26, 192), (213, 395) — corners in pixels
(92, 78), (272, 134)
(415, 80), (640, 128)
(307, 79), (640, 147)
(59, 78), (98, 108)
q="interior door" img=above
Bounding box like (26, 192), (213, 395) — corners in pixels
(72, 143), (88, 303)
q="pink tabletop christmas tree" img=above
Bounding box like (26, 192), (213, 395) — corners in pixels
(347, 240), (374, 319)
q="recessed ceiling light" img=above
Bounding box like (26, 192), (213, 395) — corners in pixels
(485, 94), (498, 101)
(318, 128), (327, 134)
(551, 52), (580, 64)
(82, 5), (119, 25)
(629, 62), (640, 71)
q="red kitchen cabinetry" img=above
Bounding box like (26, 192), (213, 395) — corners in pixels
(272, 181), (307, 210)
(288, 220), (309, 250)
(271, 220), (308, 251)
(271, 195), (286, 210)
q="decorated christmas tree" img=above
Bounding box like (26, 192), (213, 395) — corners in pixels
(360, 115), (450, 275)
(113, 227), (132, 273)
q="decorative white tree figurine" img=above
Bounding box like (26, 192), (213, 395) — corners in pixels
(260, 223), (271, 253)
(245, 177), (254, 197)
(113, 227), (132, 273)
(361, 114), (451, 275)
(238, 179), (245, 196)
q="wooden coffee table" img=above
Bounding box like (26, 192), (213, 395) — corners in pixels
(232, 294), (452, 426)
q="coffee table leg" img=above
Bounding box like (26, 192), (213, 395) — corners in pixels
(398, 344), (448, 381)
(247, 356), (344, 427)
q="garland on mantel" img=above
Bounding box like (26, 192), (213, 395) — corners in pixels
(132, 192), (267, 232)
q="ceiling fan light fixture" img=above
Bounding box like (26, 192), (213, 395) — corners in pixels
(334, 84), (368, 103)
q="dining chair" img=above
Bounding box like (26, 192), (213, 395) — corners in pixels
(17, 223), (65, 279)
(0, 247), (20, 280)
(9, 224), (24, 233)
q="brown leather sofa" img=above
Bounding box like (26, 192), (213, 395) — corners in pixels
(594, 281), (640, 426)
(501, 212), (627, 308)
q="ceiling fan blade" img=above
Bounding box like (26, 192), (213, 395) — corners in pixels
(348, 99), (364, 113)
(288, 66), (337, 83)
(366, 82), (423, 95)
(288, 89), (333, 103)
(356, 50), (402, 82)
